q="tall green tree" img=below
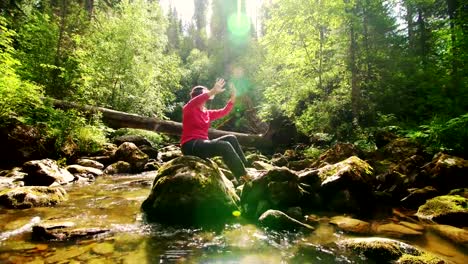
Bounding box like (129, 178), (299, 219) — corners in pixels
(75, 0), (182, 117)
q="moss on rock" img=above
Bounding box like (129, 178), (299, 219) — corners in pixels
(396, 252), (448, 264)
(416, 195), (468, 227)
(0, 186), (68, 209)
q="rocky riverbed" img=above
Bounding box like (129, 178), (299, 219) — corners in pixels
(0, 134), (467, 263)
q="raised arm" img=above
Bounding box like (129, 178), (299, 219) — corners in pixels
(184, 78), (226, 109)
(208, 100), (234, 121)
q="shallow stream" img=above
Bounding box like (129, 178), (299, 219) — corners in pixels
(1, 171), (467, 263)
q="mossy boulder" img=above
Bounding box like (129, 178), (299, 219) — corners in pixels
(103, 161), (132, 175)
(141, 156), (240, 226)
(380, 138), (422, 162)
(0, 186), (67, 209)
(418, 153), (468, 192)
(22, 159), (75, 186)
(316, 156), (375, 214)
(240, 167), (307, 219)
(400, 186), (440, 209)
(338, 237), (421, 263)
(113, 142), (148, 172)
(416, 195), (468, 227)
(396, 252), (449, 264)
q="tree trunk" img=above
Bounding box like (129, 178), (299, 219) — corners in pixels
(50, 99), (273, 149)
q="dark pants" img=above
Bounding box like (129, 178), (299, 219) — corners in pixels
(181, 135), (248, 178)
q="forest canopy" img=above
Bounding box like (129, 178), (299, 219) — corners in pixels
(0, 0), (467, 155)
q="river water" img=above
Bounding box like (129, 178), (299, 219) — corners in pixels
(1, 171), (467, 263)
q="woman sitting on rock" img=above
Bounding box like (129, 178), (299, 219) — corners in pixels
(180, 78), (250, 183)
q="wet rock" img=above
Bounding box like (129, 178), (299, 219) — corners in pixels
(104, 161), (132, 175)
(0, 167), (25, 190)
(113, 135), (152, 147)
(138, 145), (159, 160)
(0, 186), (67, 208)
(373, 223), (423, 238)
(271, 155), (288, 167)
(81, 156), (113, 166)
(400, 186), (440, 209)
(76, 159), (104, 170)
(416, 195), (468, 227)
(286, 206), (303, 220)
(114, 142), (148, 172)
(22, 159), (75, 186)
(32, 221), (111, 242)
(157, 145), (182, 162)
(428, 224), (468, 248)
(141, 156), (239, 226)
(143, 161), (160, 171)
(317, 156), (375, 215)
(329, 216), (371, 234)
(97, 143), (118, 157)
(418, 153), (468, 193)
(312, 143), (362, 168)
(338, 237), (421, 263)
(240, 167), (306, 219)
(258, 209), (314, 231)
(66, 165), (103, 178)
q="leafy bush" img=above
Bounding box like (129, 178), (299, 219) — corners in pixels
(0, 17), (43, 124)
(303, 146), (323, 160)
(405, 114), (468, 156)
(112, 128), (167, 148)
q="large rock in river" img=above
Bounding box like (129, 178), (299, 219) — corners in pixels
(113, 142), (148, 172)
(0, 186), (67, 208)
(240, 167), (307, 219)
(416, 195), (468, 227)
(417, 153), (468, 192)
(315, 156), (375, 215)
(22, 159), (75, 186)
(141, 156), (240, 226)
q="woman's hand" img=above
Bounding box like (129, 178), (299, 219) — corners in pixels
(209, 78), (226, 96)
(229, 83), (236, 103)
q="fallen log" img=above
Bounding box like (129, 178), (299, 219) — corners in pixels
(50, 99), (273, 149)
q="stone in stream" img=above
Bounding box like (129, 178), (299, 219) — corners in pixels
(329, 216), (371, 235)
(104, 161), (132, 175)
(141, 156), (239, 226)
(417, 153), (468, 193)
(416, 195), (468, 227)
(138, 145), (159, 160)
(76, 159), (105, 170)
(0, 186), (67, 208)
(32, 221), (111, 242)
(373, 222), (423, 238)
(337, 237), (447, 263)
(428, 224), (468, 248)
(315, 156), (375, 215)
(240, 166), (305, 219)
(0, 167), (26, 190)
(113, 142), (148, 172)
(22, 159), (75, 186)
(66, 165), (103, 178)
(258, 209), (314, 231)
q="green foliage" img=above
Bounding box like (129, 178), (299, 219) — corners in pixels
(0, 16), (44, 124)
(112, 128), (167, 148)
(36, 107), (107, 156)
(75, 0), (182, 117)
(405, 114), (468, 155)
(303, 146), (323, 160)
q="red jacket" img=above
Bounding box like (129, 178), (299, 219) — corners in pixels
(180, 93), (234, 146)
